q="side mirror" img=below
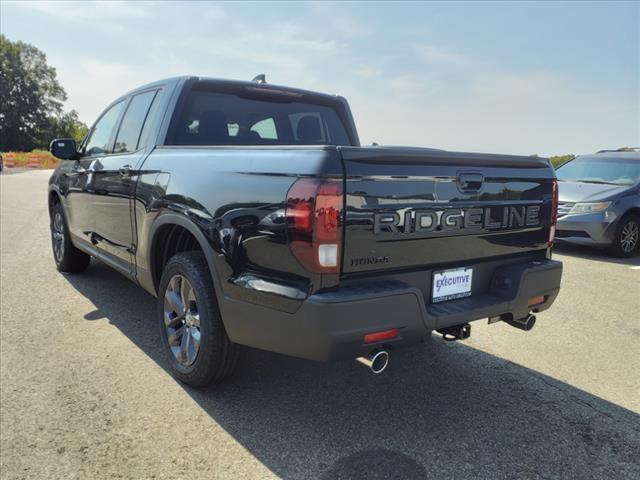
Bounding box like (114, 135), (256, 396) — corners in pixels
(50, 138), (78, 160)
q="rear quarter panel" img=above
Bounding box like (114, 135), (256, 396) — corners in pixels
(133, 146), (343, 311)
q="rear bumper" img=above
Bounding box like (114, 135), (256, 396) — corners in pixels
(222, 259), (562, 361)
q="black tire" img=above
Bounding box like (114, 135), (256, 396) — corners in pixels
(50, 202), (91, 273)
(607, 214), (640, 258)
(158, 251), (243, 387)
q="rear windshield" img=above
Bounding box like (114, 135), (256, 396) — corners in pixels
(167, 83), (354, 146)
(557, 155), (640, 186)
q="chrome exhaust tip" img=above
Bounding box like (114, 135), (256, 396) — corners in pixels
(357, 350), (390, 374)
(505, 313), (537, 331)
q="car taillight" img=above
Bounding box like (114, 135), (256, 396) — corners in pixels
(286, 178), (343, 274)
(549, 179), (558, 247)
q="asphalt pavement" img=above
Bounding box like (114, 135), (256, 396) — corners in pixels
(0, 167), (31, 175)
(1, 170), (639, 479)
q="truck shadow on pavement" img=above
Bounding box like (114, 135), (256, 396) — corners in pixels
(65, 262), (640, 480)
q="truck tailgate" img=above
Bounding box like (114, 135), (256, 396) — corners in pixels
(339, 146), (555, 273)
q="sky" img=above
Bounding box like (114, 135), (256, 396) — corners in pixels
(2, 0), (639, 156)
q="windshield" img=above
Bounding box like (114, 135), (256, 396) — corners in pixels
(168, 82), (354, 147)
(556, 156), (640, 185)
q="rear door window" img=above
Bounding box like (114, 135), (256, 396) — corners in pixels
(114, 90), (158, 153)
(137, 89), (163, 150)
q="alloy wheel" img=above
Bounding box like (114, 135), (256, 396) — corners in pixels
(164, 274), (201, 367)
(620, 220), (639, 253)
(52, 212), (65, 262)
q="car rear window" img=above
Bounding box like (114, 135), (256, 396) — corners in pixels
(167, 82), (354, 146)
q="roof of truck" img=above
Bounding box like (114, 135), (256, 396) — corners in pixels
(127, 75), (341, 101)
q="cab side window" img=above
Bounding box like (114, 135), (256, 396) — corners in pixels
(84, 100), (126, 156)
(114, 90), (159, 154)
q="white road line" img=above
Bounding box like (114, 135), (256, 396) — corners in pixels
(630, 266), (640, 270)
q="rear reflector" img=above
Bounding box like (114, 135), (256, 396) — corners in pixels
(364, 328), (399, 344)
(528, 295), (545, 307)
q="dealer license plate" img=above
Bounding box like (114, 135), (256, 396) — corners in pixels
(432, 267), (473, 303)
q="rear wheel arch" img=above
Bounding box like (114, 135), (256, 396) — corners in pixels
(148, 214), (222, 298)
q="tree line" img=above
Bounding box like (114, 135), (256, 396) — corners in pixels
(548, 155), (574, 168)
(0, 35), (88, 152)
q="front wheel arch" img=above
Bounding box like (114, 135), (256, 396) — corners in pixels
(48, 189), (62, 215)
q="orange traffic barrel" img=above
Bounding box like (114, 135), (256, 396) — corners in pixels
(4, 153), (16, 168)
(27, 153), (41, 168)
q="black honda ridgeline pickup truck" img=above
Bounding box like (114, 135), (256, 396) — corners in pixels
(48, 76), (562, 386)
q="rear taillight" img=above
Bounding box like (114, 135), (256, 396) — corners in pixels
(286, 178), (343, 274)
(548, 179), (559, 247)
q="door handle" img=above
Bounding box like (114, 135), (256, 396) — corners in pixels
(457, 172), (484, 192)
(119, 165), (132, 177)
